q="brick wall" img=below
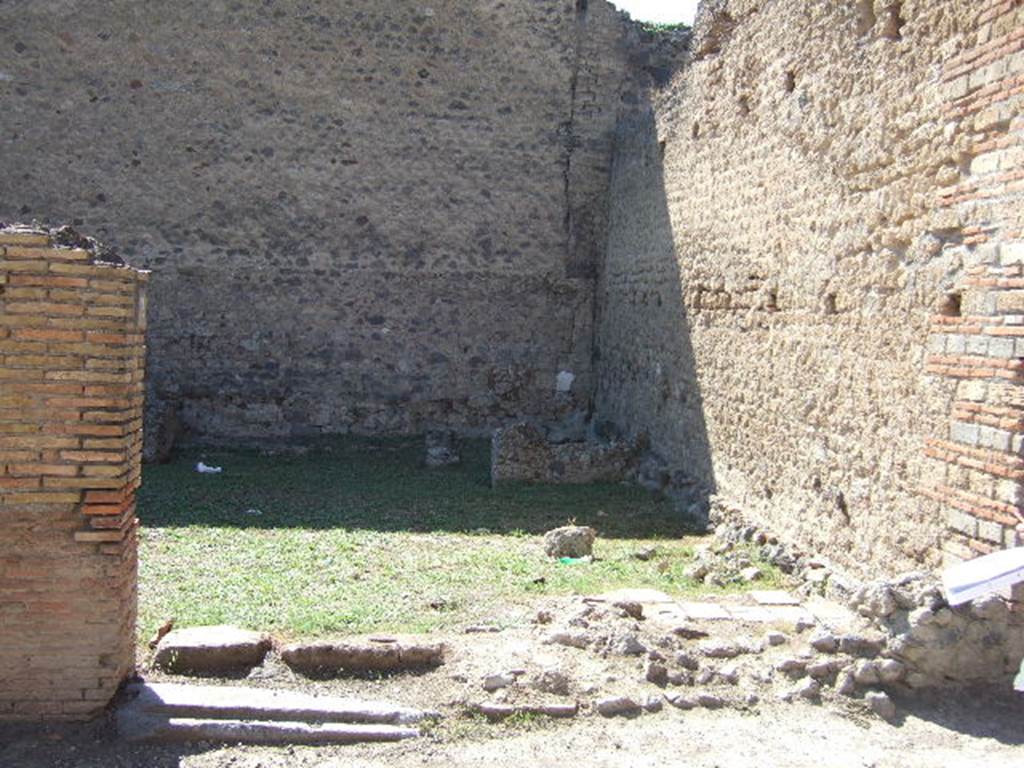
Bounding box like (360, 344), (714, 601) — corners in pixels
(595, 0), (1022, 577)
(0, 226), (146, 720)
(925, 0), (1024, 564)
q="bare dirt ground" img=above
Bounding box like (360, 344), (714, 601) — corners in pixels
(2, 593), (1021, 768)
(1, 690), (1020, 768)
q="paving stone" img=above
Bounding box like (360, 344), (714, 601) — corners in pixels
(749, 590), (801, 606)
(761, 605), (817, 628)
(726, 605), (774, 623)
(600, 588), (675, 604)
(678, 602), (732, 620)
(644, 603), (690, 626)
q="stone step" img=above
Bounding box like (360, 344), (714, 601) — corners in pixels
(119, 716), (421, 745)
(117, 682), (437, 743)
(123, 682), (437, 726)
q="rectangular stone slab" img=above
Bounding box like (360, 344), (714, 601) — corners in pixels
(749, 590), (801, 606)
(119, 716), (420, 745)
(123, 682), (435, 725)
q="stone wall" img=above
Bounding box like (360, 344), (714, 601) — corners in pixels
(0, 0), (633, 441)
(0, 226), (146, 719)
(595, 0), (1024, 577)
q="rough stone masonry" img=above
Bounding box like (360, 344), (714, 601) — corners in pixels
(0, 0), (642, 441)
(2, 0), (1024, 720)
(595, 0), (1024, 577)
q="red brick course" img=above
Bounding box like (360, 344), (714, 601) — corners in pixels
(0, 227), (148, 721)
(926, 2), (1024, 563)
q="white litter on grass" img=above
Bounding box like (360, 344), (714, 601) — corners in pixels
(196, 462), (223, 474)
(942, 547), (1024, 606)
(244, 508), (262, 516)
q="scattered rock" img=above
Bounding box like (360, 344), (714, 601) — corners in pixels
(464, 625), (501, 634)
(596, 696), (641, 717)
(611, 633), (647, 656)
(806, 660), (840, 680)
(696, 693), (725, 709)
(699, 641), (746, 659)
(533, 610), (554, 625)
(546, 631), (591, 650)
(716, 665), (740, 685)
(835, 670), (857, 697)
(543, 525), (597, 558)
(644, 661), (669, 687)
(865, 690), (897, 722)
(675, 652), (700, 671)
(852, 660), (880, 686)
(665, 692), (697, 710)
(632, 547), (658, 561)
(739, 566), (762, 582)
(695, 668), (716, 685)
(667, 671), (694, 686)
(153, 625), (272, 677)
(775, 658), (807, 678)
(686, 563), (710, 580)
(613, 600), (644, 620)
(475, 702), (578, 720)
(482, 673), (515, 692)
(642, 695), (663, 713)
(765, 631), (788, 647)
(837, 634), (884, 658)
(809, 632), (838, 654)
(877, 659), (906, 684)
(530, 669), (571, 696)
(671, 625), (709, 640)
(795, 678), (821, 701)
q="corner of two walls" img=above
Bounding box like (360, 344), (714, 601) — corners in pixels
(595, 0), (1024, 577)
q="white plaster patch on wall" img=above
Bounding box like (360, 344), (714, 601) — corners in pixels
(556, 370), (575, 393)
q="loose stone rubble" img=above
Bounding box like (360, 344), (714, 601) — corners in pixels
(543, 525), (597, 559)
(710, 501), (1024, 688)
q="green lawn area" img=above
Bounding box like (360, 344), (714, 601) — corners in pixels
(137, 436), (779, 642)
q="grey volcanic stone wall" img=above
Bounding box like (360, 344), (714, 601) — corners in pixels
(595, 0), (1022, 577)
(0, 0), (632, 439)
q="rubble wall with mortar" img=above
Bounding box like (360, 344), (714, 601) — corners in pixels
(0, 0), (633, 441)
(0, 227), (146, 720)
(595, 0), (1024, 577)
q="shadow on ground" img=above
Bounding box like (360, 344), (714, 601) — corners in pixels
(893, 687), (1024, 745)
(138, 436), (697, 540)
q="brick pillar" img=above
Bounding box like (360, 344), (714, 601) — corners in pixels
(0, 226), (147, 721)
(924, 0), (1024, 565)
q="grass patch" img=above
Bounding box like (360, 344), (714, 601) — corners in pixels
(137, 437), (781, 642)
(639, 21), (691, 34)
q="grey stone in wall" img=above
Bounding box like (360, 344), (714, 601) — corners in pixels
(0, 0), (635, 441)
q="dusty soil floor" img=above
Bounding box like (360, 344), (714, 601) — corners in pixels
(2, 593), (1021, 768)
(1, 690), (1020, 768)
